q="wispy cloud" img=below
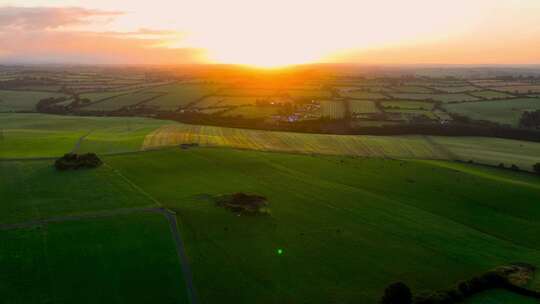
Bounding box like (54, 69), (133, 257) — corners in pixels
(0, 6), (204, 64)
(0, 6), (122, 30)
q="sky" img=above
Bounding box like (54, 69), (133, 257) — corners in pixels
(0, 0), (539, 67)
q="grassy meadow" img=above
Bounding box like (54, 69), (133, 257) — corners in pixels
(0, 90), (67, 112)
(0, 213), (187, 304)
(1, 111), (540, 303)
(0, 114), (168, 158)
(444, 98), (540, 127)
(103, 147), (540, 304)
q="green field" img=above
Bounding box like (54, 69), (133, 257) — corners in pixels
(284, 89), (332, 100)
(3, 113), (540, 172)
(382, 100), (435, 110)
(444, 98), (540, 127)
(2, 111), (540, 303)
(221, 105), (280, 119)
(393, 86), (434, 93)
(143, 83), (220, 110)
(320, 100), (346, 118)
(433, 86), (478, 93)
(0, 160), (154, 223)
(81, 91), (162, 111)
(0, 90), (67, 112)
(340, 90), (387, 99)
(463, 289), (539, 304)
(218, 87), (275, 96)
(0, 213), (187, 304)
(0, 114), (168, 158)
(79, 91), (134, 103)
(349, 100), (379, 113)
(493, 85), (540, 94)
(196, 96), (259, 108)
(391, 93), (479, 103)
(103, 147), (540, 304)
(470, 90), (515, 99)
(143, 123), (540, 171)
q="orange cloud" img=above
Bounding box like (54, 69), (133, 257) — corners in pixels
(0, 7), (205, 64)
(0, 6), (121, 30)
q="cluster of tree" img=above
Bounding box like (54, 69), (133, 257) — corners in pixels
(0, 77), (58, 89)
(380, 263), (539, 304)
(534, 163), (540, 175)
(520, 110), (540, 129)
(215, 192), (270, 215)
(54, 153), (102, 171)
(35, 96), (70, 112)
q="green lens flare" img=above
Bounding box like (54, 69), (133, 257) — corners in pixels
(277, 249), (283, 255)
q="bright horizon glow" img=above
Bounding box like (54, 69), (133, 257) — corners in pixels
(0, 0), (540, 66)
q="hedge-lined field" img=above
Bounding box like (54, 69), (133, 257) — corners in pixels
(104, 148), (540, 304)
(0, 90), (67, 112)
(444, 98), (540, 127)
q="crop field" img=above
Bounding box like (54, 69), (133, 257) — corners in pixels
(221, 105), (280, 119)
(0, 213), (187, 304)
(142, 124), (448, 159)
(429, 136), (540, 171)
(217, 87), (276, 96)
(141, 123), (540, 170)
(103, 147), (540, 304)
(381, 100), (434, 110)
(0, 90), (67, 112)
(492, 85), (540, 94)
(390, 93), (480, 103)
(320, 100), (346, 118)
(79, 91), (137, 103)
(283, 89), (332, 100)
(386, 109), (437, 120)
(195, 96), (260, 108)
(340, 90), (387, 99)
(433, 85), (479, 93)
(142, 83), (221, 110)
(334, 85), (393, 95)
(469, 90), (516, 99)
(392, 86), (434, 93)
(3, 113), (540, 171)
(81, 91), (163, 111)
(349, 100), (379, 113)
(443, 98), (540, 127)
(0, 114), (168, 158)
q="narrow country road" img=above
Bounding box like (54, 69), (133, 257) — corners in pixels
(164, 210), (199, 304)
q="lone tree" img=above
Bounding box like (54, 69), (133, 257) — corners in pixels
(381, 282), (412, 304)
(534, 163), (540, 175)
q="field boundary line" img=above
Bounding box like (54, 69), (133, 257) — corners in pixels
(0, 207), (160, 231)
(0, 205), (200, 304)
(103, 162), (163, 207)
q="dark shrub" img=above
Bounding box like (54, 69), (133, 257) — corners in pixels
(216, 193), (269, 215)
(510, 164), (520, 171)
(55, 153), (102, 170)
(381, 282), (412, 304)
(533, 163), (540, 175)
